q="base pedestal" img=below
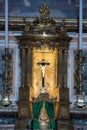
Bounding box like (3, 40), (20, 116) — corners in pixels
(15, 119), (29, 130)
(75, 94), (86, 108)
(57, 120), (73, 130)
(57, 87), (73, 130)
(15, 86), (31, 130)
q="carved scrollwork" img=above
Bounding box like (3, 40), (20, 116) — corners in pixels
(38, 102), (50, 122)
(32, 92), (56, 103)
(18, 3), (72, 49)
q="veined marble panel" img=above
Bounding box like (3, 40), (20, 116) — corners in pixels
(0, 31), (21, 107)
(67, 33), (87, 108)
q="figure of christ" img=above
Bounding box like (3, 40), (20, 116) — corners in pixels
(37, 59), (50, 88)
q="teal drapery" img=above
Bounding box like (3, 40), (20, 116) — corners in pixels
(32, 101), (55, 129)
(45, 101), (55, 129)
(32, 101), (43, 129)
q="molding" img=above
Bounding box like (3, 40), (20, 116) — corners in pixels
(0, 17), (87, 32)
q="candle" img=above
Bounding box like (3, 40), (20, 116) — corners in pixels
(5, 0), (9, 48)
(79, 0), (83, 50)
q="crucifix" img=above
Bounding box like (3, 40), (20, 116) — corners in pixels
(37, 59), (50, 88)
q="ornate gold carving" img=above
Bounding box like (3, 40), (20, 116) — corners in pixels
(39, 3), (50, 17)
(17, 3), (72, 49)
(15, 2), (73, 130)
(38, 102), (50, 122)
(33, 92), (56, 103)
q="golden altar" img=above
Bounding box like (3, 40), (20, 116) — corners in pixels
(15, 2), (73, 130)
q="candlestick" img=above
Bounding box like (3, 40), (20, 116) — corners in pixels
(74, 0), (86, 108)
(79, 0), (83, 50)
(74, 50), (86, 108)
(1, 48), (11, 107)
(1, 0), (11, 107)
(5, 0), (9, 48)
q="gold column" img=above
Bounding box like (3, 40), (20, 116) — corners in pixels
(15, 48), (31, 130)
(26, 48), (32, 87)
(58, 49), (68, 88)
(21, 48), (27, 87)
(61, 49), (65, 87)
(57, 49), (73, 130)
(58, 49), (63, 87)
(64, 50), (68, 88)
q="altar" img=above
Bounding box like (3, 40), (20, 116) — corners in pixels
(15, 2), (73, 130)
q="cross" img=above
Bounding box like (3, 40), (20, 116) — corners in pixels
(37, 59), (50, 87)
